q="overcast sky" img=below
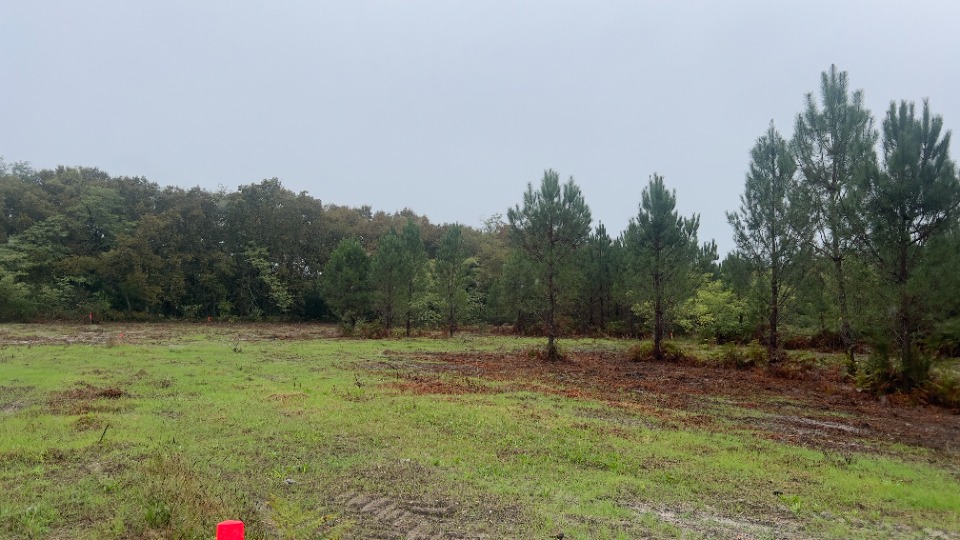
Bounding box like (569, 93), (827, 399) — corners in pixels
(3, 0), (959, 254)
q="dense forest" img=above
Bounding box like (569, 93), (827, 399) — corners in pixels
(2, 66), (959, 390)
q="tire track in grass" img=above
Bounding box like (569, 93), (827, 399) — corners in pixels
(343, 491), (481, 539)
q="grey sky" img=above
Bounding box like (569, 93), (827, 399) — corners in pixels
(3, 1), (959, 255)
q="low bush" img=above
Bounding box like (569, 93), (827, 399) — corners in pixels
(716, 340), (767, 368)
(929, 318), (960, 358)
(926, 371), (960, 409)
(628, 340), (686, 362)
(857, 338), (934, 393)
(356, 319), (388, 339)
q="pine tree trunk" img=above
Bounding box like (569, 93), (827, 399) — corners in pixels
(546, 258), (558, 360)
(653, 271), (664, 361)
(405, 282), (413, 337)
(899, 292), (913, 384)
(769, 276), (779, 363)
(448, 296), (456, 337)
(833, 252), (855, 372)
(598, 248), (606, 329)
(896, 241), (917, 386)
(769, 218), (780, 363)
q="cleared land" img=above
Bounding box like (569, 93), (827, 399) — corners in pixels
(0, 324), (958, 539)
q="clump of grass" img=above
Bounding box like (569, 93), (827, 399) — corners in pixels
(627, 340), (687, 362)
(133, 449), (228, 538)
(267, 494), (348, 539)
(2, 503), (59, 539)
(72, 414), (104, 432)
(47, 382), (130, 415)
(518, 343), (568, 361)
(715, 341), (767, 368)
(926, 371), (960, 409)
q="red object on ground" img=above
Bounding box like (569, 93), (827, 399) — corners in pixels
(216, 520), (244, 540)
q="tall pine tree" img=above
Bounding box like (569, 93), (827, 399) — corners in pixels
(434, 224), (473, 336)
(581, 222), (617, 330)
(728, 123), (813, 361)
(370, 229), (406, 330)
(321, 238), (371, 328)
(400, 218), (427, 336)
(625, 174), (699, 360)
(859, 100), (960, 387)
(508, 169), (592, 360)
(793, 65), (877, 365)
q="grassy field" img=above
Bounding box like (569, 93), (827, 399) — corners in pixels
(0, 324), (958, 539)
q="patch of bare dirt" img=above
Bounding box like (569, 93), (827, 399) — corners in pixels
(405, 351), (960, 455)
(380, 372), (496, 396)
(329, 459), (523, 539)
(0, 322), (341, 345)
(268, 391), (308, 403)
(341, 492), (474, 539)
(47, 382), (132, 415)
(0, 385), (33, 414)
(630, 501), (809, 540)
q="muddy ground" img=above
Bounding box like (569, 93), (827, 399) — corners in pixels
(4, 326), (958, 538)
(358, 349), (960, 539)
(381, 350), (960, 458)
(0, 322), (340, 346)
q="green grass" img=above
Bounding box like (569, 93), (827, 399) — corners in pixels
(0, 325), (957, 539)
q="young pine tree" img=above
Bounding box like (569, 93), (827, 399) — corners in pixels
(370, 229), (406, 330)
(434, 224), (473, 336)
(400, 219), (428, 336)
(507, 169), (592, 360)
(728, 123), (813, 362)
(859, 100), (960, 387)
(581, 222), (617, 330)
(321, 238), (371, 328)
(793, 65), (877, 365)
(625, 174), (700, 361)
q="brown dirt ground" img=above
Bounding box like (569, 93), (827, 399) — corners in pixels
(47, 381), (131, 415)
(388, 351), (960, 457)
(0, 322), (340, 345)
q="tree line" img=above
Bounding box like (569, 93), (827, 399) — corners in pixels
(2, 65), (959, 389)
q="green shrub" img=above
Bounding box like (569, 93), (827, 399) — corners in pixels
(356, 319), (387, 339)
(605, 321), (633, 338)
(926, 371), (960, 408)
(716, 340), (767, 368)
(858, 337), (933, 392)
(677, 277), (747, 343)
(661, 341), (686, 362)
(628, 340), (686, 362)
(929, 318), (960, 358)
(627, 341), (652, 362)
(143, 497), (172, 528)
(717, 343), (741, 367)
